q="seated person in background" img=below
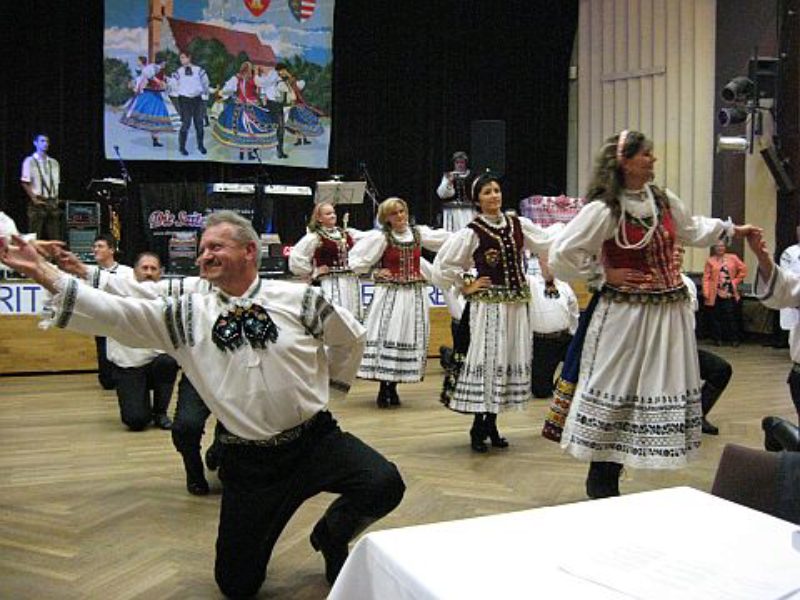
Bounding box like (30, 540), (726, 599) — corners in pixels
(528, 250), (579, 398)
(107, 252), (178, 431)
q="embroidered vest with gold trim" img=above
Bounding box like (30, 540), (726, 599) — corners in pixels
(467, 215), (531, 303)
(379, 227), (424, 283)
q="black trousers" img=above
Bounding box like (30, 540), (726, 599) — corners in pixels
(171, 374), (212, 455)
(698, 348), (732, 417)
(95, 336), (115, 390)
(707, 298), (741, 343)
(787, 368), (800, 425)
(178, 95), (205, 151)
(214, 411), (405, 598)
(265, 100), (285, 153)
(113, 354), (179, 431)
(531, 332), (573, 398)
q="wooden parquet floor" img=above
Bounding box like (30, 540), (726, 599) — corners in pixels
(0, 342), (795, 599)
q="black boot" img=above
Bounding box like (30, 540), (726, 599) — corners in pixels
(376, 382), (389, 409)
(387, 382), (401, 406)
(762, 416), (800, 452)
(700, 380), (725, 435)
(485, 413), (509, 448)
(181, 450), (209, 496)
(178, 131), (188, 156)
(310, 500), (376, 585)
(152, 137), (163, 147)
(469, 414), (488, 453)
(586, 461), (622, 499)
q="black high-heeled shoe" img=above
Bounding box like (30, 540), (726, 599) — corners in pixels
(469, 414), (488, 453)
(387, 382), (401, 406)
(376, 382), (390, 409)
(485, 413), (509, 448)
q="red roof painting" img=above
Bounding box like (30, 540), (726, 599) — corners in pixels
(168, 18), (277, 66)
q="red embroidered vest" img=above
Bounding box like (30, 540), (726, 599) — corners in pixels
(314, 229), (353, 272)
(380, 228), (424, 283)
(602, 193), (683, 292)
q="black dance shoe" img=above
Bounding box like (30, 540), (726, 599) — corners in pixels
(310, 521), (348, 585)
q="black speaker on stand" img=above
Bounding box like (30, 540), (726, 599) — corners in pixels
(471, 120), (506, 176)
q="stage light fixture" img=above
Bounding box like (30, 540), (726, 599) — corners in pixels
(717, 107), (749, 127)
(716, 135), (749, 154)
(720, 76), (755, 103)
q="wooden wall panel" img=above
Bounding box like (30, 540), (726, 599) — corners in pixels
(575, 0), (717, 271)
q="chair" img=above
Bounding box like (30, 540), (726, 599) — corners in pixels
(712, 443), (800, 524)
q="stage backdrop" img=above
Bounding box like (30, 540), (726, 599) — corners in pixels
(103, 0), (332, 168)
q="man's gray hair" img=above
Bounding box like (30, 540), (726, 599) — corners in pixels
(205, 210), (262, 266)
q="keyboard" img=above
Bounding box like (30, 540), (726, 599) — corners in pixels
(208, 183), (313, 196)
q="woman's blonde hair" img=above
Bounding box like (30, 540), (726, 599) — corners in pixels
(376, 197), (409, 230)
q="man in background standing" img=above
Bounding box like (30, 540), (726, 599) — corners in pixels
(20, 133), (63, 241)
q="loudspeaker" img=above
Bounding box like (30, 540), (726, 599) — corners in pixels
(761, 146), (796, 195)
(260, 256), (288, 274)
(470, 120), (506, 176)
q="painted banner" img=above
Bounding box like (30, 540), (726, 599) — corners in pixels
(103, 0), (333, 168)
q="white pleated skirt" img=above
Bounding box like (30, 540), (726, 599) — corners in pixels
(561, 295), (702, 469)
(358, 283), (429, 383)
(450, 300), (532, 414)
(319, 272), (362, 322)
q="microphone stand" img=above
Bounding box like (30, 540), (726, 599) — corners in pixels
(250, 149), (274, 253)
(110, 146), (133, 257)
(358, 161), (381, 225)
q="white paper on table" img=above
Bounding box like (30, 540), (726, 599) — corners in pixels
(559, 543), (800, 600)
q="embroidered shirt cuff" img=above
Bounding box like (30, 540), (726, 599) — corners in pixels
(40, 275), (78, 330)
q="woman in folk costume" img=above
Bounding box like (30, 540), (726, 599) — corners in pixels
(289, 202), (365, 321)
(120, 56), (176, 147)
(432, 172), (563, 452)
(349, 197), (450, 408)
(548, 130), (758, 498)
(283, 68), (325, 145)
(212, 61), (277, 160)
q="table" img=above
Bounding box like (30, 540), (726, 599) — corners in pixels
(329, 487), (800, 600)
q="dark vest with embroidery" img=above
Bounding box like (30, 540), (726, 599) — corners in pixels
(314, 228), (353, 272)
(379, 227), (424, 283)
(467, 215), (530, 303)
(602, 189), (684, 295)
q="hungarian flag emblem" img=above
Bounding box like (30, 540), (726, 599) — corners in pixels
(289, 0), (317, 22)
(244, 0), (271, 17)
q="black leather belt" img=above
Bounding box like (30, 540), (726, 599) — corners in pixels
(218, 411), (324, 447)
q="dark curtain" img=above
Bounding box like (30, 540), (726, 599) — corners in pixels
(0, 1), (577, 257)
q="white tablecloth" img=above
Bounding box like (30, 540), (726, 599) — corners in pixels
(329, 487), (800, 600)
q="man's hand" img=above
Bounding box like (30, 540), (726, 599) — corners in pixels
(0, 235), (63, 293)
(34, 240), (66, 259)
(56, 249), (89, 279)
(745, 229), (774, 281)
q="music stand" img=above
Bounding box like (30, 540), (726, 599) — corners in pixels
(314, 181), (366, 205)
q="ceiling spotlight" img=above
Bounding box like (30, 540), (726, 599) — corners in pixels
(716, 135), (750, 154)
(721, 76), (755, 103)
(717, 107), (749, 127)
